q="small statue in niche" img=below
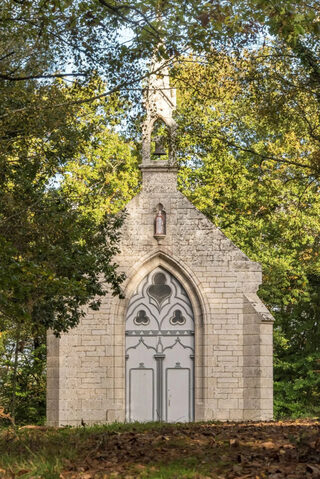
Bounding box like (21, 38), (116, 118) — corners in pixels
(154, 204), (166, 242)
(155, 211), (165, 235)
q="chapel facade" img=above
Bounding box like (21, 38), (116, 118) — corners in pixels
(47, 56), (274, 426)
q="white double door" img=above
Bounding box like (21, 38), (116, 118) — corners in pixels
(125, 267), (194, 422)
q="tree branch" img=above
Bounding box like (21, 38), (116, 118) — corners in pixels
(0, 51), (15, 62)
(0, 72), (87, 82)
(97, 0), (162, 42)
(191, 130), (316, 172)
(220, 135), (315, 171)
(0, 58), (175, 118)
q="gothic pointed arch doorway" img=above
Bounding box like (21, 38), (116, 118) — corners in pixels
(125, 266), (194, 422)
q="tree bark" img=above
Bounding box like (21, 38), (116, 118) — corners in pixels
(10, 322), (21, 424)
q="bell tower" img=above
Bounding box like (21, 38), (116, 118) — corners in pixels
(141, 53), (177, 166)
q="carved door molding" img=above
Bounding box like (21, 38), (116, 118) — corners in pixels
(125, 267), (194, 422)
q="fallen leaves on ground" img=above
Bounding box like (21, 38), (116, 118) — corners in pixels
(60, 420), (320, 478)
(1, 419), (320, 478)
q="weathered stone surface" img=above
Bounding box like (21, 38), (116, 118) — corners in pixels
(47, 166), (274, 426)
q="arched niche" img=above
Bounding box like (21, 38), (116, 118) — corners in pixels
(110, 251), (206, 422)
(154, 203), (166, 239)
(151, 118), (170, 161)
(142, 114), (177, 165)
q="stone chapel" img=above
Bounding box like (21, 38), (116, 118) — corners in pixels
(47, 56), (274, 426)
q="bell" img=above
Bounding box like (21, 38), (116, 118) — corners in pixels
(154, 137), (167, 156)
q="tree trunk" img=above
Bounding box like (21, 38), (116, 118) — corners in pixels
(10, 323), (21, 424)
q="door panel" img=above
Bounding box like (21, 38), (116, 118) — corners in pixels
(166, 368), (190, 422)
(125, 267), (194, 422)
(129, 368), (154, 422)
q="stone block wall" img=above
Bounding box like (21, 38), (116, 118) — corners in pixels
(47, 164), (274, 425)
(243, 294), (274, 420)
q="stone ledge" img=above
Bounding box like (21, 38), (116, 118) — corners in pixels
(244, 294), (274, 322)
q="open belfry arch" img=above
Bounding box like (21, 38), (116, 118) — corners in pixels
(47, 52), (274, 426)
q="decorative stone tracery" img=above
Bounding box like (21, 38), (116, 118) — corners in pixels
(125, 267), (195, 422)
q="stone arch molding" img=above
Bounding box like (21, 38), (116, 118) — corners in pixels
(142, 115), (177, 165)
(110, 250), (207, 421)
(150, 115), (176, 130)
(118, 250), (207, 327)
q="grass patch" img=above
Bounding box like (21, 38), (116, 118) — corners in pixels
(0, 422), (186, 478)
(136, 459), (208, 479)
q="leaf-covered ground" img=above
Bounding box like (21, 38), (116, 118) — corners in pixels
(0, 420), (320, 478)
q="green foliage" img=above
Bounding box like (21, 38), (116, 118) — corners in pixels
(176, 50), (320, 306)
(274, 352), (320, 419)
(0, 0), (143, 421)
(59, 93), (140, 219)
(0, 77), (138, 337)
(0, 338), (46, 425)
(1, 0), (320, 424)
(0, 75), (138, 420)
(274, 274), (320, 418)
(176, 51), (320, 418)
